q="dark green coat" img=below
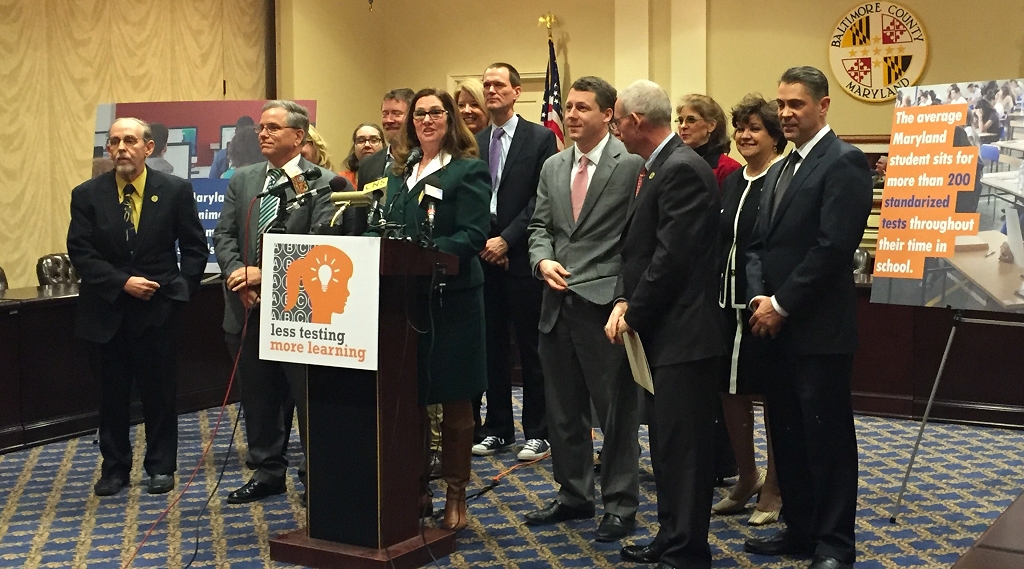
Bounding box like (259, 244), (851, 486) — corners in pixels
(381, 156), (491, 404)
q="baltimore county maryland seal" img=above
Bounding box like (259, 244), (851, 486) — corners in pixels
(829, 2), (928, 103)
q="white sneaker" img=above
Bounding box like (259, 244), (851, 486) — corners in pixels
(472, 435), (514, 456)
(517, 439), (551, 461)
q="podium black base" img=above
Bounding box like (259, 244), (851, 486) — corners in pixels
(269, 527), (456, 569)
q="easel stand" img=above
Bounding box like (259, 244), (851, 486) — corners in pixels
(890, 309), (1024, 522)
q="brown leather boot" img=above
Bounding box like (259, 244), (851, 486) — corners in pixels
(440, 400), (474, 530)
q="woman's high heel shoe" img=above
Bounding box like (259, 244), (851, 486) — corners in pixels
(711, 471), (765, 515)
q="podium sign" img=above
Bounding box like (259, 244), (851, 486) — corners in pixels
(259, 234), (380, 369)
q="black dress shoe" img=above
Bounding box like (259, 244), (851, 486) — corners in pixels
(94, 476), (127, 496)
(620, 541), (668, 563)
(594, 513), (636, 542)
(743, 528), (816, 556)
(524, 500), (595, 525)
(147, 474), (174, 495)
(808, 556), (853, 569)
(654, 563), (678, 569)
(226, 478), (285, 504)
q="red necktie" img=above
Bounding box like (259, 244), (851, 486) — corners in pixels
(571, 155), (589, 221)
(635, 167), (647, 197)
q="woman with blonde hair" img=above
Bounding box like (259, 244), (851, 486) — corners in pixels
(301, 125), (335, 172)
(455, 78), (490, 135)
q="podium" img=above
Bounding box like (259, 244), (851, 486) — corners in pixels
(268, 239), (459, 569)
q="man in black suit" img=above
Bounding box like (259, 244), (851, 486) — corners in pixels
(213, 101), (336, 505)
(605, 80), (724, 569)
(743, 66), (872, 569)
(602, 79), (724, 569)
(67, 117), (207, 497)
(472, 62), (558, 461)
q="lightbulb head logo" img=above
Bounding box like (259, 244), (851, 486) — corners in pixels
(280, 244), (354, 324)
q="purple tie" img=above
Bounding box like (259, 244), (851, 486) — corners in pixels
(489, 127), (504, 188)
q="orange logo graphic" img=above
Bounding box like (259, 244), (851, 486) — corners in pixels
(283, 245), (354, 323)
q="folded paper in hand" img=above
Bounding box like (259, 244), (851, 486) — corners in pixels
(622, 331), (653, 394)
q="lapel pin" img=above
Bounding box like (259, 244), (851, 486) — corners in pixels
(648, 172), (655, 179)
(150, 195), (158, 202)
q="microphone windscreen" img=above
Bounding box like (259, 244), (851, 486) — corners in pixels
(329, 176), (355, 192)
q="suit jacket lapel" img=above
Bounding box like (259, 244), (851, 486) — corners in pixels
(554, 152), (574, 228)
(571, 143), (618, 232)
(101, 172), (131, 256)
(247, 165), (270, 257)
(770, 132), (835, 231)
(133, 169), (163, 254)
(625, 136), (680, 225)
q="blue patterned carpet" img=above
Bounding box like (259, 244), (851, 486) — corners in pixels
(1, 392), (1022, 568)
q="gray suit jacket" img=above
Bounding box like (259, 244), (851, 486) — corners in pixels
(212, 157), (336, 334)
(528, 136), (643, 333)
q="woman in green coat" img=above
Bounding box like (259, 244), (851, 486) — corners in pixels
(377, 87), (490, 530)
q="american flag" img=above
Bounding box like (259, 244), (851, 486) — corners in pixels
(541, 38), (565, 150)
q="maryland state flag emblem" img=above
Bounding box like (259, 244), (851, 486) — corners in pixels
(829, 2), (928, 102)
(840, 16), (871, 47)
(884, 55), (913, 86)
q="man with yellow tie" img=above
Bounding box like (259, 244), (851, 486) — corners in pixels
(67, 117), (207, 497)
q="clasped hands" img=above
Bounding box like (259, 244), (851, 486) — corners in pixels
(748, 295), (785, 338)
(603, 301), (632, 345)
(227, 266), (261, 309)
(479, 236), (510, 270)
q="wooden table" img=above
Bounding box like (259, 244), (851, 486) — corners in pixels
(0, 282), (234, 454)
(943, 230), (1024, 310)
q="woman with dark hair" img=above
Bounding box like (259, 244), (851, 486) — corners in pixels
(713, 94), (785, 526)
(220, 127), (264, 179)
(377, 88), (490, 531)
(676, 94), (742, 190)
(338, 123), (384, 185)
(975, 98), (1000, 135)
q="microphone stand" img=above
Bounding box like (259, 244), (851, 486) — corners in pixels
(267, 193), (292, 234)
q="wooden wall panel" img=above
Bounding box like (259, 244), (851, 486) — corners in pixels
(0, 0), (268, 289)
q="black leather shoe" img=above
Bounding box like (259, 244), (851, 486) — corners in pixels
(226, 478), (285, 504)
(744, 528), (816, 556)
(147, 474), (174, 494)
(524, 500), (595, 525)
(620, 541), (668, 564)
(807, 556), (853, 569)
(594, 513), (636, 542)
(654, 563), (678, 569)
(94, 476), (127, 496)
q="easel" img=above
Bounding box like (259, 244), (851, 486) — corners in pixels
(890, 308), (1024, 522)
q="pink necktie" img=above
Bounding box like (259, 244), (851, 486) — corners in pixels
(571, 155), (589, 221)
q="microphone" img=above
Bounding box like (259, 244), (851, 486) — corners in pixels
(330, 185), (380, 208)
(419, 174), (443, 232)
(404, 147), (423, 173)
(257, 166), (323, 198)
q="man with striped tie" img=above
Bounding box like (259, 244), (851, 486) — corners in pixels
(68, 117), (207, 497)
(213, 100), (339, 505)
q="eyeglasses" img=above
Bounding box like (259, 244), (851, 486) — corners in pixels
(412, 108), (447, 122)
(355, 136), (382, 145)
(254, 124), (298, 135)
(676, 115), (703, 126)
(107, 135), (142, 147)
(609, 112), (643, 133)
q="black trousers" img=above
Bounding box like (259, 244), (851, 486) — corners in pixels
(94, 309), (181, 481)
(645, 357), (718, 569)
(225, 311), (307, 485)
(478, 263), (547, 442)
(764, 348), (858, 564)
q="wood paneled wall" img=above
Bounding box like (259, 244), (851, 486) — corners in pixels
(0, 0), (269, 288)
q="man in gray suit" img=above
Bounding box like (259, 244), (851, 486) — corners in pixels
(524, 76), (643, 542)
(213, 100), (339, 504)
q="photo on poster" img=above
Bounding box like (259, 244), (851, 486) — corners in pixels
(870, 77), (1024, 312)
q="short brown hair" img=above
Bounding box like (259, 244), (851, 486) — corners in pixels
(730, 94), (786, 154)
(677, 94), (730, 155)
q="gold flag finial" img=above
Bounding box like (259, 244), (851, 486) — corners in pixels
(538, 13), (557, 38)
